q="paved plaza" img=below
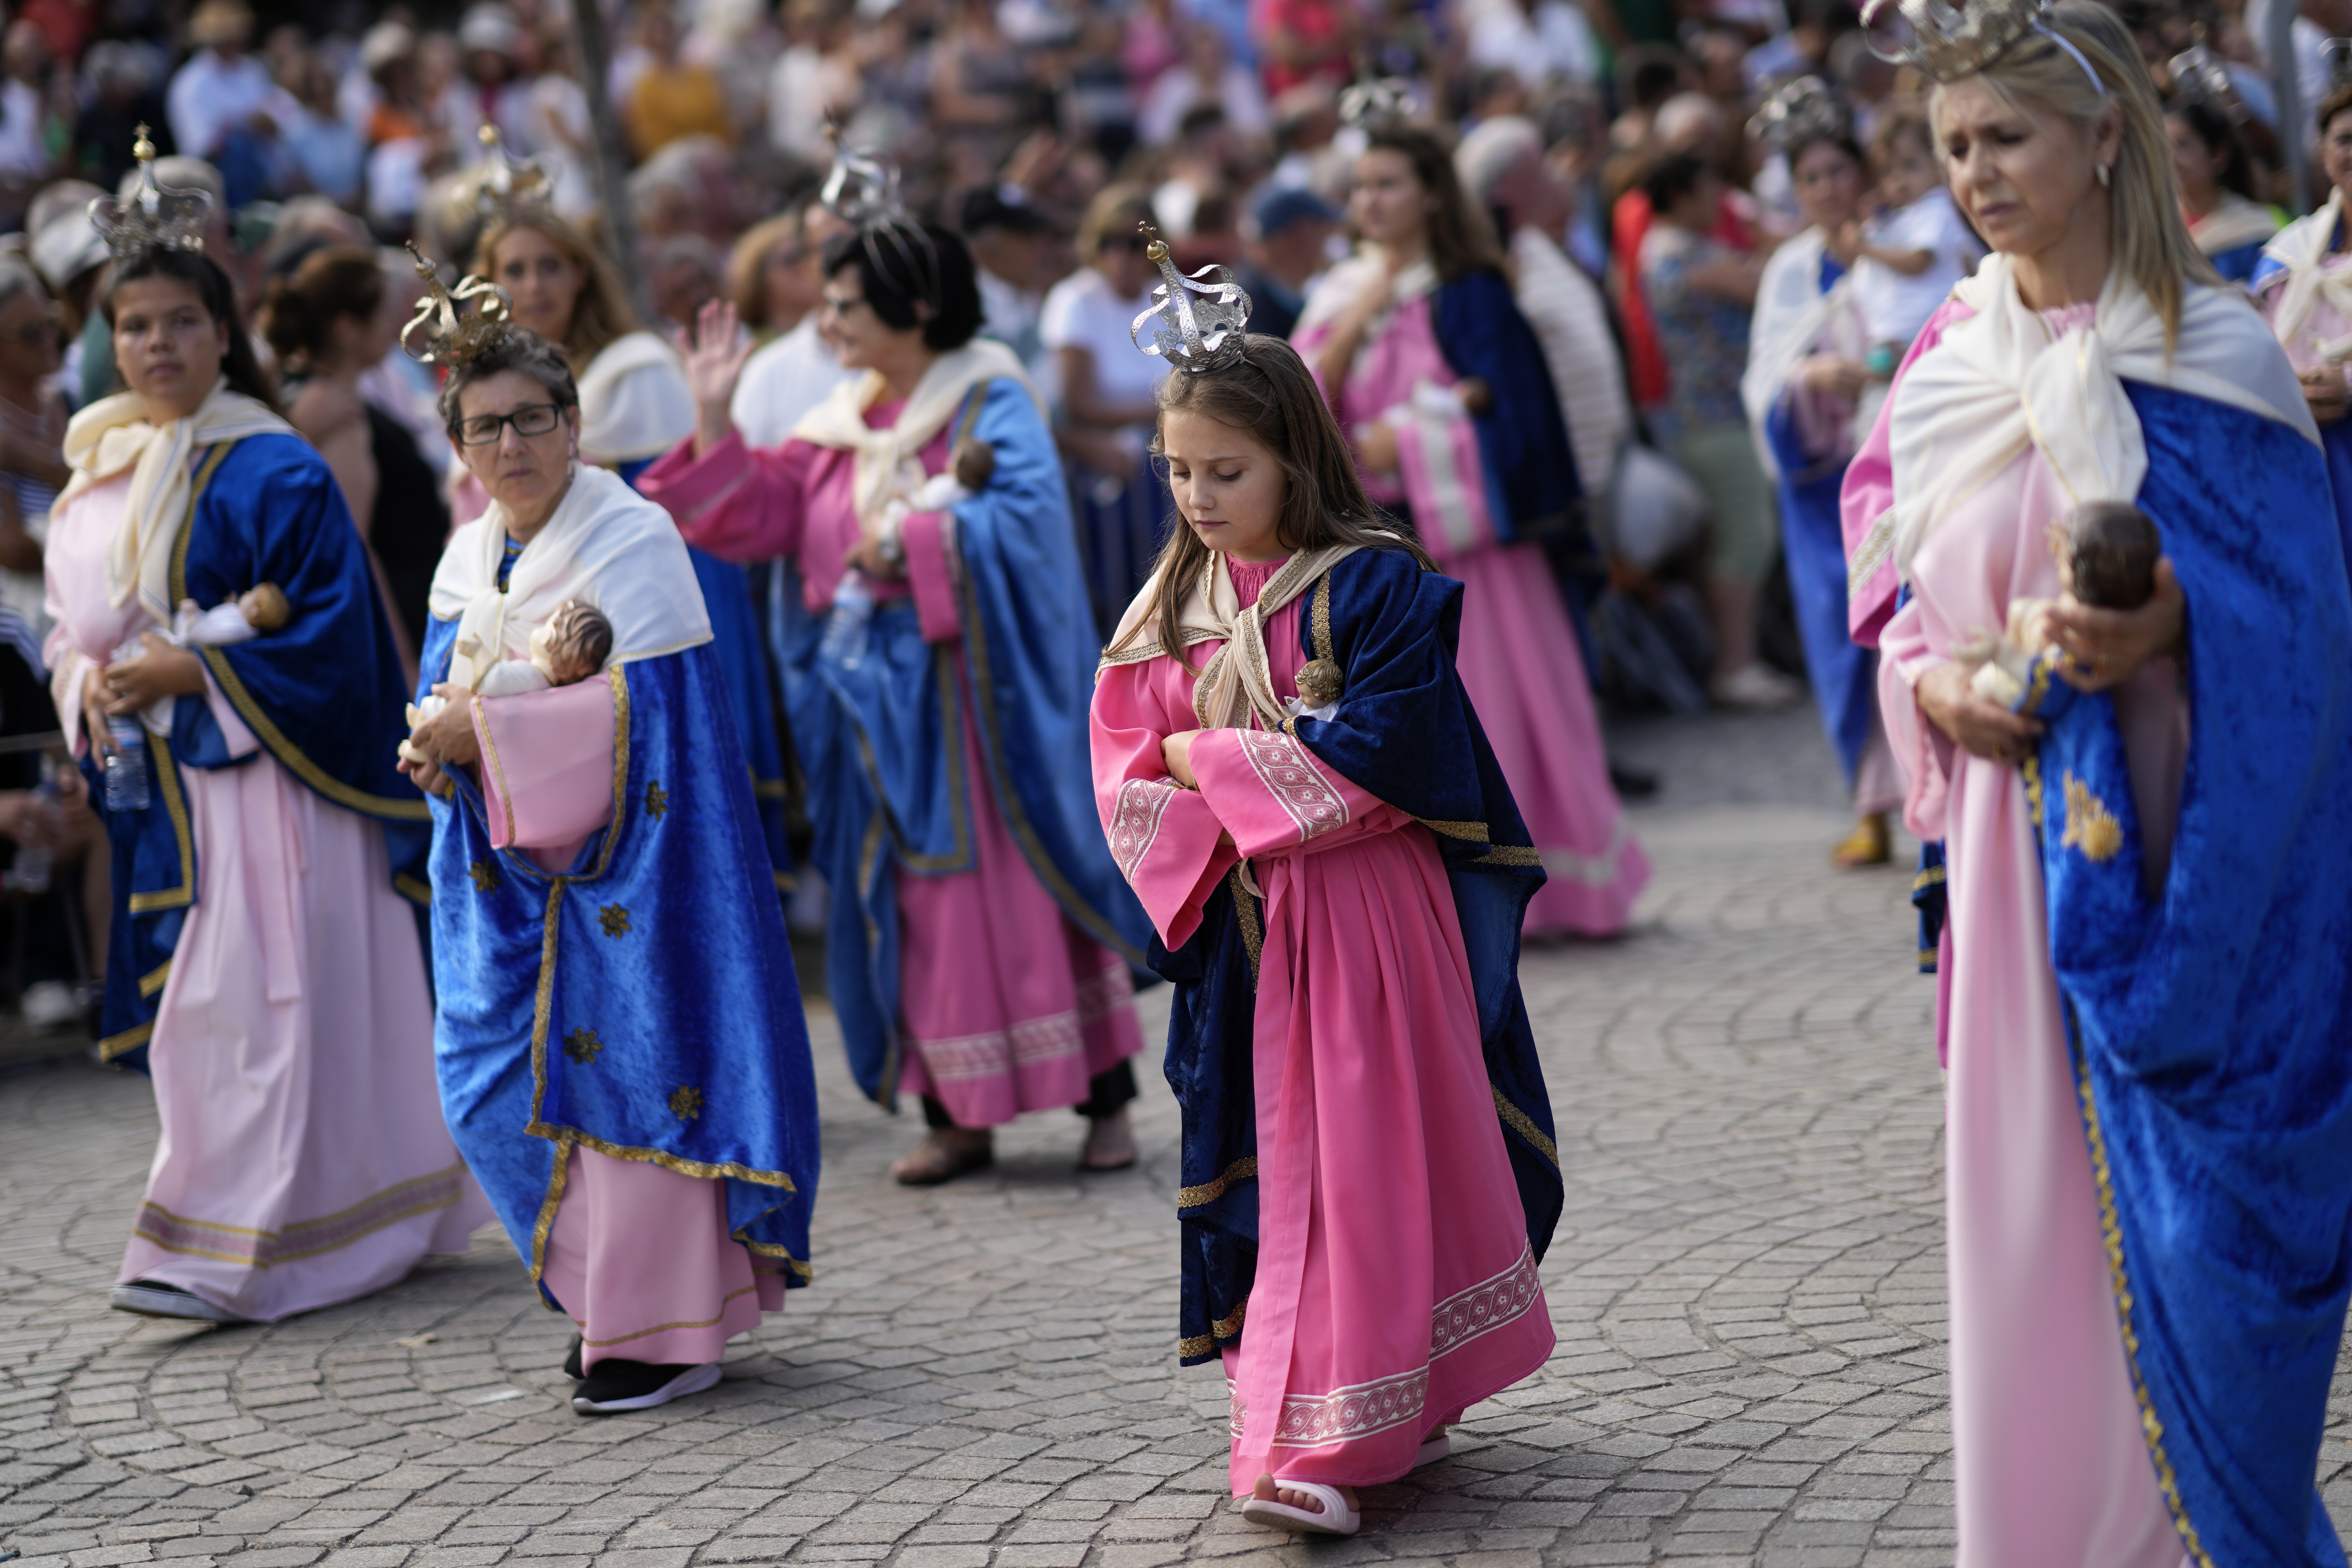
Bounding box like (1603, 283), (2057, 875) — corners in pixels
(3, 708), (2349, 1568)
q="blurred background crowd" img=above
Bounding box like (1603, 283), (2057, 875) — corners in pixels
(0, 0), (2317, 1044)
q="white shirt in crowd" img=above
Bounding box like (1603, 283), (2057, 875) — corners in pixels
(166, 48), (299, 162)
(1039, 267), (1169, 412)
(1853, 186), (1982, 351)
(0, 79), (48, 183)
(731, 315), (854, 450)
(1137, 61), (1270, 147)
(1510, 224), (1631, 499)
(1462, 0), (1601, 88)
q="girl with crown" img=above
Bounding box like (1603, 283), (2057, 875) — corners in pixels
(1841, 3), (2352, 1559)
(460, 168), (796, 893)
(1091, 248), (1562, 1535)
(643, 205), (1154, 1186)
(1290, 118), (1647, 940)
(2250, 75), (2352, 577)
(44, 142), (489, 1324)
(1738, 81), (1909, 869)
(398, 291), (820, 1415)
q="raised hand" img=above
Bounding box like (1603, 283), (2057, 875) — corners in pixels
(680, 298), (757, 456)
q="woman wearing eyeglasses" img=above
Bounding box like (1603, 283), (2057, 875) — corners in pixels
(467, 207), (795, 891)
(645, 214), (1153, 1187)
(402, 323), (820, 1417)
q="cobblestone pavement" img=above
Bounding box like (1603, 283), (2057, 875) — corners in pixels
(4, 708), (2348, 1568)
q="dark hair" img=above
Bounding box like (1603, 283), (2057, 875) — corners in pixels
(1786, 127), (1867, 177)
(1868, 108), (1934, 173)
(258, 244), (386, 367)
(1115, 336), (1432, 660)
(1639, 151), (1712, 214)
(101, 246), (277, 409)
(1362, 122), (1508, 283)
(435, 325), (580, 437)
(2169, 97), (2257, 200)
(821, 219), (983, 351)
(2318, 80), (2352, 142)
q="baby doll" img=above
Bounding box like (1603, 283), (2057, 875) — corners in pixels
(1965, 501), (2162, 706)
(403, 599), (614, 760)
(169, 583), (291, 646)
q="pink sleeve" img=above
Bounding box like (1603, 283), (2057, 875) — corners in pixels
(637, 433), (814, 564)
(1090, 662), (1239, 950)
(1875, 594), (1954, 843)
(473, 674), (619, 851)
(1840, 299), (1971, 647)
(901, 509), (962, 643)
(1186, 726), (1392, 860)
(198, 665), (259, 761)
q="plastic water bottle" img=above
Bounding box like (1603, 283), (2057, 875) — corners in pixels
(6, 754), (57, 894)
(103, 717), (152, 814)
(820, 575), (876, 671)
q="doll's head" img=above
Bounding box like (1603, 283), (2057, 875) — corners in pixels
(2059, 501), (2161, 610)
(527, 598), (614, 685)
(238, 582), (291, 631)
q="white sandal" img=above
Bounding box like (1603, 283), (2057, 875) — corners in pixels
(1414, 1433), (1451, 1468)
(1240, 1480), (1360, 1536)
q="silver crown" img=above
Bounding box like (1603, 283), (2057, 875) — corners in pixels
(89, 126), (210, 258)
(1862, 0), (2050, 84)
(2324, 35), (2352, 89)
(2168, 43), (2243, 119)
(1747, 76), (1851, 148)
(1129, 223), (1250, 376)
(1338, 75), (1415, 128)
(820, 120), (903, 224)
(463, 124), (551, 223)
(400, 242), (514, 366)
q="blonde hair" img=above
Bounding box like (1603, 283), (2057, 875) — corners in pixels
(727, 208), (809, 333)
(1076, 184), (1155, 265)
(1933, 0), (2215, 348)
(473, 213), (642, 371)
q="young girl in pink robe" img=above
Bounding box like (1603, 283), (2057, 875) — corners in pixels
(1091, 320), (1559, 1537)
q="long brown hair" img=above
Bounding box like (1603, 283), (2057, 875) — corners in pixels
(1363, 121), (1508, 283)
(472, 212), (641, 370)
(1120, 335), (1431, 659)
(258, 244), (386, 368)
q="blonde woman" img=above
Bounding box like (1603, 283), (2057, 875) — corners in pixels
(1840, 2), (2352, 1561)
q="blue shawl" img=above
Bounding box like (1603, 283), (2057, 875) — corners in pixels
(94, 434), (429, 1071)
(1163, 544), (1564, 1364)
(790, 376), (1153, 1105)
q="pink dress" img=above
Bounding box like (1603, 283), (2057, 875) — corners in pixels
(640, 408), (1143, 1127)
(1092, 556), (1555, 1494)
(45, 469), (489, 1323)
(1856, 303), (2189, 1567)
(463, 673), (787, 1370)
(1294, 294), (1647, 936)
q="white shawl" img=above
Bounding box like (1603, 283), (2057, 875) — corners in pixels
(1290, 248), (1436, 343)
(65, 384), (295, 623)
(2255, 193), (2352, 361)
(426, 463), (711, 695)
(1882, 252), (2315, 586)
(788, 338), (1043, 537)
(576, 331), (697, 467)
(1739, 226), (1867, 473)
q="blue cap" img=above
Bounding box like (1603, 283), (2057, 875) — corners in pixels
(1252, 186), (1340, 239)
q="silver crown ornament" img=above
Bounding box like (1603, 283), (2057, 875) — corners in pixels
(1337, 74), (1415, 129)
(1128, 223), (1251, 376)
(820, 119), (904, 224)
(1862, 0), (2052, 84)
(1747, 76), (1851, 149)
(89, 126), (211, 258)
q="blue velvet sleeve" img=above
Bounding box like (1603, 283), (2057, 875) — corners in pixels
(1433, 268), (1585, 533)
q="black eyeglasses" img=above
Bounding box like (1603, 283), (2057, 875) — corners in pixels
(455, 402), (563, 446)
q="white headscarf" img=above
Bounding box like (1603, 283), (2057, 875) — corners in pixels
(1882, 252), (2315, 585)
(64, 384), (295, 623)
(427, 462), (711, 695)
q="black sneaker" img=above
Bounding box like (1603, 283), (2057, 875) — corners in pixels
(570, 1359), (721, 1415)
(563, 1336), (583, 1380)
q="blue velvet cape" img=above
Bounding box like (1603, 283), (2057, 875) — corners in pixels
(422, 620), (820, 1298)
(1158, 545), (1564, 1364)
(94, 434), (430, 1071)
(2018, 384), (2352, 1567)
(615, 454), (794, 889)
(786, 376), (1153, 1105)
(1430, 269), (1585, 536)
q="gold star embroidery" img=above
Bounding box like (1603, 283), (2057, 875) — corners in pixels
(562, 1028), (602, 1065)
(2060, 773), (2124, 864)
(670, 1085), (703, 1121)
(468, 861), (498, 892)
(598, 904), (631, 937)
(646, 779), (669, 819)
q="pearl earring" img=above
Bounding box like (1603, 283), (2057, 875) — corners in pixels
(2096, 162), (2111, 187)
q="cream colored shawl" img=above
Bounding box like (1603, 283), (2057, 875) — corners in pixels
(1880, 252), (2314, 587)
(66, 384), (295, 623)
(2257, 192), (2352, 357)
(789, 338), (1044, 537)
(1099, 545), (1369, 729)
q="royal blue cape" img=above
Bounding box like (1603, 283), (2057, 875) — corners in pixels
(1159, 545), (1564, 1364)
(94, 434), (430, 1072)
(2022, 384), (2352, 1568)
(788, 376), (1154, 1106)
(422, 621), (820, 1297)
